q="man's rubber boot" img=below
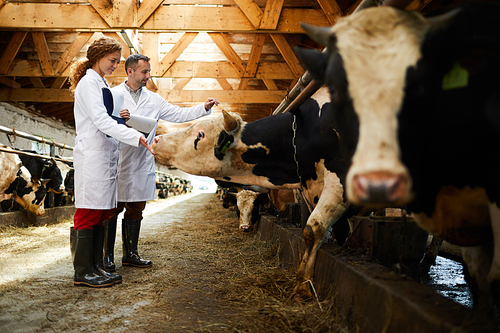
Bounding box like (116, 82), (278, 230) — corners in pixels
(122, 219), (152, 268)
(93, 225), (122, 284)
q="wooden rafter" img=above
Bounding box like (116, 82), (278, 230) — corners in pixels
(263, 79), (278, 90)
(0, 4), (330, 32)
(88, 0), (114, 27)
(233, 0), (264, 29)
(270, 34), (304, 77)
(137, 0), (165, 27)
(113, 0), (137, 28)
(0, 88), (287, 104)
(217, 78), (233, 90)
(32, 32), (55, 76)
(30, 77), (45, 88)
(208, 33), (246, 77)
(244, 34), (266, 78)
(0, 32), (28, 75)
(50, 77), (67, 89)
(0, 76), (20, 89)
(7, 60), (296, 80)
(316, 0), (343, 25)
(159, 32), (198, 77)
(53, 32), (94, 76)
(142, 32), (160, 76)
(259, 0), (284, 30)
(173, 78), (191, 90)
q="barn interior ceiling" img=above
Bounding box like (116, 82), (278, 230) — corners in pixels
(0, 0), (469, 133)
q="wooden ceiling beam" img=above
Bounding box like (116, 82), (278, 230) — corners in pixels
(53, 32), (94, 76)
(142, 32), (160, 76)
(217, 78), (234, 90)
(172, 78), (191, 90)
(233, 0), (264, 29)
(0, 32), (28, 75)
(316, 0), (343, 25)
(270, 34), (304, 77)
(259, 0), (284, 30)
(50, 77), (67, 89)
(7, 60), (296, 79)
(0, 4), (329, 32)
(244, 34), (266, 78)
(208, 33), (246, 77)
(31, 32), (55, 76)
(29, 77), (45, 88)
(88, 0), (114, 27)
(0, 88), (287, 104)
(137, 0), (165, 27)
(263, 79), (278, 90)
(159, 32), (198, 77)
(113, 0), (137, 28)
(0, 76), (20, 89)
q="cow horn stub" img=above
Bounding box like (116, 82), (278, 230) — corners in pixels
(222, 110), (239, 133)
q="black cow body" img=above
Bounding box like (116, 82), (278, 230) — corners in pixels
(296, 1), (500, 313)
(153, 88), (349, 300)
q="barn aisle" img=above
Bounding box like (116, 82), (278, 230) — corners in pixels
(0, 192), (348, 332)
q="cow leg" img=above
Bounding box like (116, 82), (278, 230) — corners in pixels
(291, 171), (347, 301)
(487, 202), (500, 309)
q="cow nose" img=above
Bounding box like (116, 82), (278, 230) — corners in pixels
(240, 225), (252, 232)
(352, 171), (408, 205)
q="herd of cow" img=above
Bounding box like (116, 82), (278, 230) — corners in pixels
(0, 145), (74, 216)
(152, 1), (500, 316)
(155, 173), (193, 199)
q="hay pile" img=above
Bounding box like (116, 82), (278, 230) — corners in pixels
(0, 193), (351, 332)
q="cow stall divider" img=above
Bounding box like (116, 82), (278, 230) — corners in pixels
(0, 125), (75, 227)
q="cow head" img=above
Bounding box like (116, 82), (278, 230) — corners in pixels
(14, 166), (47, 216)
(236, 189), (260, 232)
(296, 6), (466, 207)
(153, 110), (244, 178)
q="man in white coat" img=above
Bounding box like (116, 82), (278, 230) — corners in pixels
(103, 54), (219, 271)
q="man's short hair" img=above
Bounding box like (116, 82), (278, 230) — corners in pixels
(125, 54), (150, 72)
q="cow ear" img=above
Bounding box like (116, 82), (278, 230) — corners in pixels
(295, 47), (327, 81)
(41, 179), (51, 185)
(222, 110), (239, 133)
(300, 23), (331, 47)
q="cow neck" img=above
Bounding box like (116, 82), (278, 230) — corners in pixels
(292, 114), (314, 214)
(292, 114), (301, 185)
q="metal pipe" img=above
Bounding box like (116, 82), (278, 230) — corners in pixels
(0, 125), (73, 151)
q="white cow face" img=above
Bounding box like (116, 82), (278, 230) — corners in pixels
(301, 7), (434, 207)
(153, 110), (244, 178)
(236, 190), (259, 232)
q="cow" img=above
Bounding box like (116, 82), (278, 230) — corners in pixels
(153, 87), (349, 300)
(17, 151), (65, 194)
(0, 145), (48, 215)
(227, 186), (271, 232)
(295, 2), (500, 312)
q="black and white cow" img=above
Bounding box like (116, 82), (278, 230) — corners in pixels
(153, 88), (348, 300)
(0, 145), (48, 215)
(295, 2), (500, 312)
(17, 151), (65, 194)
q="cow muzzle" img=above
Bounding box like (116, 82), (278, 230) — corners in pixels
(350, 171), (410, 207)
(240, 225), (252, 232)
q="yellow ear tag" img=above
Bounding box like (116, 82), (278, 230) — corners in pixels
(442, 62), (469, 90)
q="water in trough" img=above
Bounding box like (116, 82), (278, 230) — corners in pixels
(422, 256), (472, 308)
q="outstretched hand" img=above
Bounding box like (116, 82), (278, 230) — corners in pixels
(140, 136), (154, 154)
(204, 98), (220, 110)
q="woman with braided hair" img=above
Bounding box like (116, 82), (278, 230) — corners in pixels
(69, 37), (153, 288)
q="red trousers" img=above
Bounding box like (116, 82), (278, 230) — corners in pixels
(73, 208), (110, 230)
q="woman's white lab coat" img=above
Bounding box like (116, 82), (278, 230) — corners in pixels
(73, 69), (142, 209)
(113, 82), (211, 202)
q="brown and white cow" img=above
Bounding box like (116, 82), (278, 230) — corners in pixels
(1, 145), (48, 216)
(153, 88), (348, 300)
(295, 2), (500, 312)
